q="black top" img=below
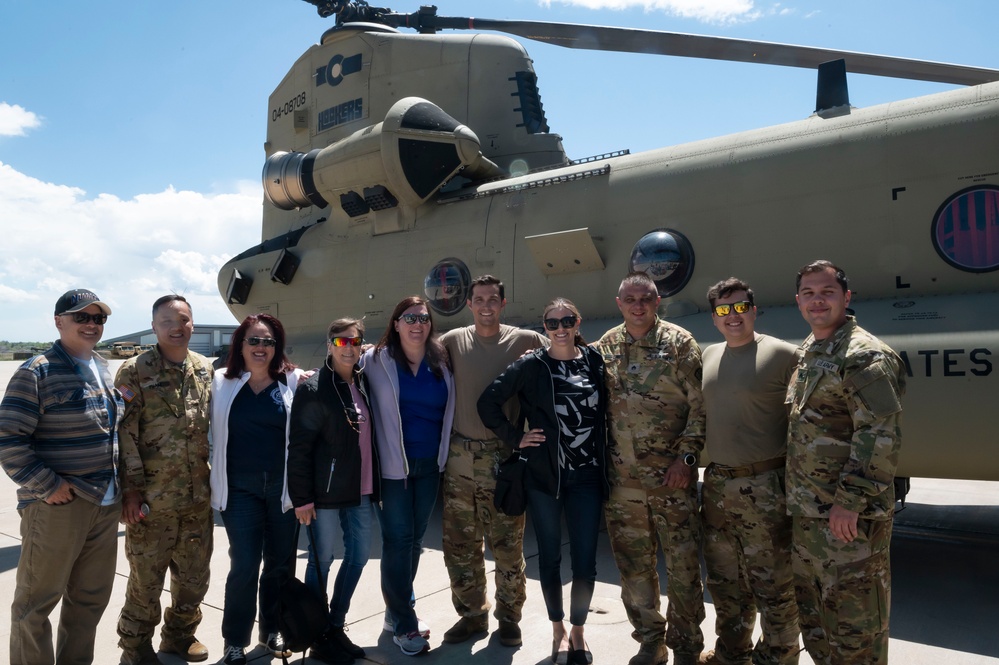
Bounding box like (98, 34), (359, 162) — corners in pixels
(478, 346), (609, 498)
(227, 381), (286, 473)
(287, 363), (380, 509)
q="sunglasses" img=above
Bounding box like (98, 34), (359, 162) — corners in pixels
(543, 315), (578, 331)
(329, 336), (363, 347)
(713, 301), (752, 317)
(245, 336), (277, 347)
(398, 313), (430, 325)
(63, 312), (108, 325)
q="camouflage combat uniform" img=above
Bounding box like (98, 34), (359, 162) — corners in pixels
(593, 318), (706, 658)
(115, 347), (214, 653)
(785, 316), (905, 665)
(701, 335), (801, 665)
(440, 325), (545, 624)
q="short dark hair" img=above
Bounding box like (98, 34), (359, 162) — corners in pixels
(706, 277), (754, 308)
(376, 296), (449, 379)
(224, 313), (297, 380)
(469, 275), (504, 301)
(327, 317), (365, 341)
(796, 260), (848, 293)
(618, 271), (658, 298)
(152, 294), (190, 318)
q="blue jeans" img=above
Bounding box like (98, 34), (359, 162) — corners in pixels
(376, 456), (440, 635)
(527, 465), (603, 625)
(305, 496), (375, 627)
(220, 471), (297, 646)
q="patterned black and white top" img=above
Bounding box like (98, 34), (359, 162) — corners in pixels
(544, 352), (600, 470)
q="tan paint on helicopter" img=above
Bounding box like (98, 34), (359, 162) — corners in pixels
(222, 27), (999, 483)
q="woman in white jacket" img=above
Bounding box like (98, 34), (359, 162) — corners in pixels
(209, 314), (304, 665)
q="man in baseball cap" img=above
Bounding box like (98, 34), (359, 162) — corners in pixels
(1, 287), (123, 664)
(54, 288), (112, 316)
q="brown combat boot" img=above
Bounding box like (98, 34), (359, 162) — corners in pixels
(498, 620), (523, 647)
(120, 642), (163, 665)
(628, 641), (669, 665)
(442, 615), (489, 643)
(673, 651), (702, 665)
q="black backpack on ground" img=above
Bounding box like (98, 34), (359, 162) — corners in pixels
(277, 522), (329, 664)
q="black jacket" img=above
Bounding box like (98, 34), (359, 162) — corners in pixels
(287, 362), (380, 509)
(477, 346), (608, 498)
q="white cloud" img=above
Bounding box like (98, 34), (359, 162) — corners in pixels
(541, 0), (761, 24)
(0, 102), (42, 137)
(0, 161), (261, 341)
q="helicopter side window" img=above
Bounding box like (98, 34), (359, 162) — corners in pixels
(629, 229), (695, 298)
(424, 258), (471, 316)
(932, 185), (999, 273)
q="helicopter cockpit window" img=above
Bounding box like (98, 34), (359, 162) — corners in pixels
(629, 229), (695, 298)
(424, 258), (471, 317)
(931, 186), (999, 273)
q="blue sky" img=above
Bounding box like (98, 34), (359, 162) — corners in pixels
(1, 0), (995, 341)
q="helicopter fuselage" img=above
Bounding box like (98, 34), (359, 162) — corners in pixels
(220, 28), (999, 482)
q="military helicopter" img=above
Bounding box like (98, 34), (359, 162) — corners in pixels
(218, 1), (999, 485)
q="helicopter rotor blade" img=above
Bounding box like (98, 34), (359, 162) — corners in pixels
(361, 9), (999, 87)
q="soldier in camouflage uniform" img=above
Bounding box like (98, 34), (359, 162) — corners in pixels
(439, 275), (546, 647)
(116, 295), (214, 665)
(786, 261), (905, 665)
(593, 272), (706, 665)
(700, 278), (800, 665)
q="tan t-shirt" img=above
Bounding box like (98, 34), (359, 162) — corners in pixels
(441, 324), (546, 440)
(702, 333), (799, 467)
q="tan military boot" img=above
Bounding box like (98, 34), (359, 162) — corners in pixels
(442, 615), (489, 643)
(629, 641), (669, 665)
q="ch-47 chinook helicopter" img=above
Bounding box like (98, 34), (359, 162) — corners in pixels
(218, 1), (999, 487)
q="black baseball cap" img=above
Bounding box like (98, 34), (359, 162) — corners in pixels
(54, 289), (112, 316)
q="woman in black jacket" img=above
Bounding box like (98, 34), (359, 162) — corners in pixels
(478, 298), (607, 665)
(287, 317), (378, 664)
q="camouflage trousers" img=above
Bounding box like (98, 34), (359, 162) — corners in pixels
(118, 502), (213, 650)
(702, 468), (799, 665)
(792, 516), (891, 665)
(442, 438), (527, 622)
(604, 483), (705, 654)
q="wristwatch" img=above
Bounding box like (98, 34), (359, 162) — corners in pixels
(682, 453), (698, 467)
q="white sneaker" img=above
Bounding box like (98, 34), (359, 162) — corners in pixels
(383, 612), (429, 638)
(393, 631), (430, 656)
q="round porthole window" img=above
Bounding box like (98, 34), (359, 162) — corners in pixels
(424, 258), (471, 316)
(629, 229), (695, 297)
(931, 185), (999, 273)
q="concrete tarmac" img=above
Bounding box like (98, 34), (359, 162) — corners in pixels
(0, 360), (997, 665)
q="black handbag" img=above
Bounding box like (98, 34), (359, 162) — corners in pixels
(277, 523), (329, 663)
(494, 451), (528, 516)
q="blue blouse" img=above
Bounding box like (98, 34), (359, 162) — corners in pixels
(396, 359), (447, 460)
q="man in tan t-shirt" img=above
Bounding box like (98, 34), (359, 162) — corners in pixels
(439, 275), (546, 648)
(699, 277), (800, 665)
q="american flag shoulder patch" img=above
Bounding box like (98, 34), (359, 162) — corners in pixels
(118, 385), (136, 402)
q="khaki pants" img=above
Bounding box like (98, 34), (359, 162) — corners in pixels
(11, 498), (120, 665)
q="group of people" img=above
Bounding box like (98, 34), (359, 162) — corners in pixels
(0, 259), (905, 665)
